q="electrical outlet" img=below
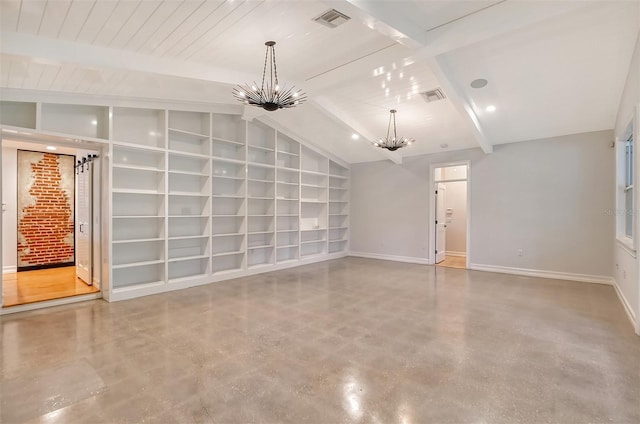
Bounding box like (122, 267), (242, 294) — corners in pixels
(516, 249), (523, 257)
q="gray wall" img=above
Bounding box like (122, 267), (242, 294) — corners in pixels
(613, 30), (640, 325)
(351, 130), (614, 277)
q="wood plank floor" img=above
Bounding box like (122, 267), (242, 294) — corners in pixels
(437, 255), (467, 269)
(2, 266), (99, 307)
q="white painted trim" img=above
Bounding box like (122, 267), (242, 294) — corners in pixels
(445, 251), (466, 257)
(616, 237), (637, 258)
(349, 251), (429, 265)
(1, 292), (102, 315)
(108, 252), (349, 302)
(469, 263), (613, 285)
(428, 161), (471, 269)
(612, 278), (639, 334)
(3, 266), (16, 274)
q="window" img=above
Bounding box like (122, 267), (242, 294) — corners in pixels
(624, 133), (634, 238)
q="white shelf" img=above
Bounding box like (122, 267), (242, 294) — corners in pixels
(329, 226), (348, 230)
(212, 250), (244, 257)
(169, 192), (209, 197)
(168, 127), (208, 139)
(212, 232), (244, 237)
(277, 229), (299, 233)
(329, 238), (348, 242)
(213, 195), (245, 199)
(277, 244), (298, 249)
(212, 137), (245, 146)
(112, 188), (164, 195)
(277, 150), (299, 157)
(301, 199), (326, 203)
(248, 231), (274, 235)
(301, 183), (326, 188)
(213, 175), (244, 181)
(113, 215), (164, 219)
(113, 237), (164, 244)
(113, 164), (164, 173)
(248, 144), (275, 152)
(169, 235), (209, 241)
(168, 254), (209, 263)
(301, 228), (327, 232)
(112, 140), (166, 153)
(169, 170), (209, 177)
(168, 149), (209, 159)
(247, 245), (274, 250)
(112, 259), (165, 270)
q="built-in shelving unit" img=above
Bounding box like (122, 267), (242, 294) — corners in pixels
(167, 111), (212, 281)
(211, 115), (247, 274)
(0, 99), (349, 301)
(328, 160), (349, 254)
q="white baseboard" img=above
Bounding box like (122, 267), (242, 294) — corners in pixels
(349, 251), (430, 265)
(469, 263), (613, 285)
(445, 251), (466, 257)
(612, 278), (638, 334)
(3, 266), (17, 274)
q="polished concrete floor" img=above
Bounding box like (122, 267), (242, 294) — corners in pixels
(1, 257), (638, 423)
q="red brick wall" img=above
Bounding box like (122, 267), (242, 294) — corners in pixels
(17, 152), (75, 268)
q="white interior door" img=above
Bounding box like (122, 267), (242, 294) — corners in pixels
(76, 161), (92, 285)
(435, 183), (446, 263)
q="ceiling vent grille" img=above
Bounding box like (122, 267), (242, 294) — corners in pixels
(314, 9), (350, 28)
(421, 88), (447, 103)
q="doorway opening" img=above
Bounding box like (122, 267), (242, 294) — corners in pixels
(1, 134), (103, 308)
(431, 163), (469, 269)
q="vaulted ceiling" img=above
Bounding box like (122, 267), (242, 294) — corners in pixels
(1, 0), (638, 164)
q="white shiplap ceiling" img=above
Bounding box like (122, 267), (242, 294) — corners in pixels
(0, 0), (638, 164)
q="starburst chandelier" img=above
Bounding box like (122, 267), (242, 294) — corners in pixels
(373, 109), (415, 151)
(233, 41), (307, 111)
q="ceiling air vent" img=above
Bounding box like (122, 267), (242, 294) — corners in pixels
(421, 88), (447, 103)
(314, 9), (350, 28)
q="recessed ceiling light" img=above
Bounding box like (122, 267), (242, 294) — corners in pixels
(351, 133), (360, 140)
(46, 146), (57, 151)
(486, 105), (496, 112)
(471, 78), (488, 89)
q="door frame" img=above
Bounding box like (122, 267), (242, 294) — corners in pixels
(0, 131), (108, 314)
(428, 160), (471, 268)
